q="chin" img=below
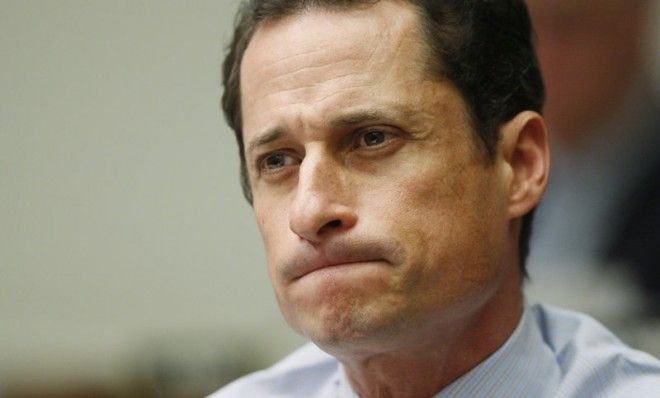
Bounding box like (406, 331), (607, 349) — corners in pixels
(285, 294), (410, 351)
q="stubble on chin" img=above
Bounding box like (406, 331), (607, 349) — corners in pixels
(284, 278), (415, 352)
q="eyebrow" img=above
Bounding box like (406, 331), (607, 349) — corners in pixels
(247, 127), (284, 155)
(246, 108), (407, 156)
(331, 109), (393, 128)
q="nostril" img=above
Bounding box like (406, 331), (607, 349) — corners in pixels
(317, 219), (343, 236)
(326, 219), (342, 229)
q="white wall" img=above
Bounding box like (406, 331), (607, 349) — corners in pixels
(1, 0), (659, 392)
(1, 0), (304, 391)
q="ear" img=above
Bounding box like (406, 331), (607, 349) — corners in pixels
(498, 111), (550, 219)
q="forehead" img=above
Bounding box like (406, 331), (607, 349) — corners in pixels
(239, 1), (431, 133)
(241, 1), (423, 74)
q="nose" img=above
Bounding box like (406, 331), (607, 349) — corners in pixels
(289, 152), (357, 243)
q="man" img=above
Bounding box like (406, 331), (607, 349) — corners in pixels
(210, 1), (660, 396)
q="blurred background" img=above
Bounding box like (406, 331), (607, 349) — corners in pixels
(525, 0), (660, 360)
(1, 1), (659, 397)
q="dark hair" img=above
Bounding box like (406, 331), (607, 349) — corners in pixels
(222, 0), (544, 274)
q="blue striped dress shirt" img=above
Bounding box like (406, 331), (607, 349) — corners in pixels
(209, 304), (660, 397)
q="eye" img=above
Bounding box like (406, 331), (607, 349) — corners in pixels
(259, 152), (297, 172)
(356, 128), (394, 148)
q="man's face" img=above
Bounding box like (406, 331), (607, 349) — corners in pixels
(240, 1), (514, 350)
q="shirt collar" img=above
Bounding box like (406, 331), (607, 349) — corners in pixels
(436, 305), (560, 398)
(334, 306), (561, 398)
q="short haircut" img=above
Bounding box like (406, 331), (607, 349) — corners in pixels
(221, 0), (545, 274)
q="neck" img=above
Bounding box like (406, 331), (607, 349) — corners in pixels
(337, 278), (523, 398)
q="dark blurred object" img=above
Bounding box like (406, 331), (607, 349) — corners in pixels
(607, 140), (660, 311)
(526, 0), (660, 314)
(2, 331), (268, 398)
(4, 386), (136, 398)
(128, 331), (265, 398)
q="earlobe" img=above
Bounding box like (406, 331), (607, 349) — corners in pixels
(499, 111), (550, 219)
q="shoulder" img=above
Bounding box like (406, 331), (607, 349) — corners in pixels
(531, 303), (660, 397)
(207, 343), (340, 398)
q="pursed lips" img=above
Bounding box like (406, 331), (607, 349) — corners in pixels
(291, 256), (379, 281)
(282, 240), (398, 282)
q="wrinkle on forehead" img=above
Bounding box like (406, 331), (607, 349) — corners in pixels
(259, 60), (372, 104)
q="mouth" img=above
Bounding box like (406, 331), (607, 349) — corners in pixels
(292, 259), (379, 281)
(282, 239), (401, 282)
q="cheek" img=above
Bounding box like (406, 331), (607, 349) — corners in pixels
(373, 161), (469, 230)
(254, 199), (290, 267)
(255, 204), (295, 318)
(374, 160), (499, 264)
